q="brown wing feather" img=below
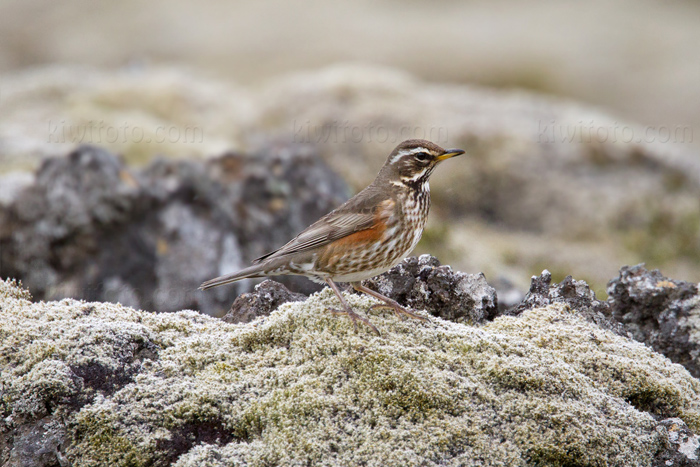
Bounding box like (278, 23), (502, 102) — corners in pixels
(253, 184), (392, 264)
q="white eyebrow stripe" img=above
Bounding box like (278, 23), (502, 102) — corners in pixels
(401, 167), (429, 182)
(389, 147), (428, 165)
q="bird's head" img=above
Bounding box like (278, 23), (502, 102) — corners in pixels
(379, 139), (465, 188)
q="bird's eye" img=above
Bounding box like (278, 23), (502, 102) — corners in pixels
(415, 152), (430, 162)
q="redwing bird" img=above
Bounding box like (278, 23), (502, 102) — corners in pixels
(201, 139), (465, 334)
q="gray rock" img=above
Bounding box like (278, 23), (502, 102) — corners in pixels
(2, 417), (67, 467)
(506, 269), (629, 337)
(607, 264), (700, 378)
(361, 254), (498, 324)
(0, 144), (349, 316)
(224, 255), (500, 325)
(222, 279), (306, 324)
(655, 418), (700, 467)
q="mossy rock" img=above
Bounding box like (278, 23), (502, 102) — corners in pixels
(1, 279), (699, 466)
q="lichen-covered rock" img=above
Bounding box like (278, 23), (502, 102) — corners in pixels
(222, 279), (306, 324)
(222, 256), (497, 325)
(507, 270), (629, 337)
(607, 264), (700, 378)
(655, 418), (700, 467)
(361, 254), (498, 324)
(1, 417), (67, 467)
(0, 144), (348, 316)
(2, 278), (700, 466)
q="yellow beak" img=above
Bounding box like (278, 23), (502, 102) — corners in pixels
(436, 149), (465, 161)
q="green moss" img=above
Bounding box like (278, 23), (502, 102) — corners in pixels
(71, 409), (145, 467)
(414, 221), (460, 261)
(2, 279), (700, 466)
(619, 199), (700, 265)
(501, 248), (521, 267)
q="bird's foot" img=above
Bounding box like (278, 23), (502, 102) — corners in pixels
(369, 302), (429, 322)
(327, 307), (381, 336)
(351, 282), (430, 323)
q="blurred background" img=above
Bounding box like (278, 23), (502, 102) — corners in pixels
(1, 0), (699, 315)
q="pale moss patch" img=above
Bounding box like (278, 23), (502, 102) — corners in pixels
(488, 305), (700, 430)
(6, 359), (80, 419)
(2, 279), (700, 466)
(0, 278), (32, 301)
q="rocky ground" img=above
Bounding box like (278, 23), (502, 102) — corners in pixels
(0, 144), (348, 316)
(2, 64), (699, 297)
(2, 259), (700, 466)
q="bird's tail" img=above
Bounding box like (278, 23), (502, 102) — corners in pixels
(199, 263), (272, 290)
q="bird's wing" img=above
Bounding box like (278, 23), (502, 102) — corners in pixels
(253, 186), (393, 263)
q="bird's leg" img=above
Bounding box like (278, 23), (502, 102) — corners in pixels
(325, 278), (380, 335)
(352, 282), (429, 322)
